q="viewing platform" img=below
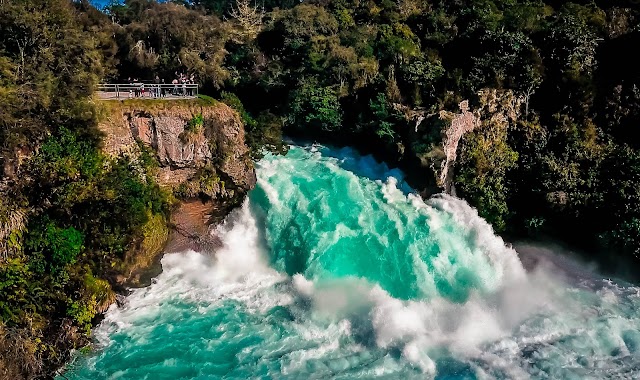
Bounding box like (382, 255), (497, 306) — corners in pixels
(97, 83), (199, 100)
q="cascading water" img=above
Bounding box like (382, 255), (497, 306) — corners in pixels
(61, 145), (640, 379)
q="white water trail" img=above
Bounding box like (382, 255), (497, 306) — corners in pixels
(76, 146), (640, 379)
(94, 202), (291, 348)
(281, 178), (558, 374)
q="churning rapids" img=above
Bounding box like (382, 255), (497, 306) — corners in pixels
(62, 145), (640, 379)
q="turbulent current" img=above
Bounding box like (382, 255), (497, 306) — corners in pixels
(62, 145), (640, 379)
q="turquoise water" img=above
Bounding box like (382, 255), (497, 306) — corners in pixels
(62, 145), (640, 379)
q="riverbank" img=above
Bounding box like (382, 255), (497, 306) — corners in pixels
(0, 95), (259, 379)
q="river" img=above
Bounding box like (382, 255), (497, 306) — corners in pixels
(61, 144), (640, 379)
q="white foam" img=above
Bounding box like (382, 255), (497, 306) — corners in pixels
(211, 201), (281, 281)
(253, 152), (540, 372)
(94, 202), (291, 348)
(84, 145), (640, 379)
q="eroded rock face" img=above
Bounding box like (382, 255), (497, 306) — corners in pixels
(98, 102), (257, 284)
(98, 102), (256, 200)
(131, 115), (211, 168)
(439, 100), (480, 191)
(163, 200), (223, 255)
(426, 89), (523, 194)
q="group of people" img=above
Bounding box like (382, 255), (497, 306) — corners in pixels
(172, 72), (196, 96)
(126, 73), (196, 98)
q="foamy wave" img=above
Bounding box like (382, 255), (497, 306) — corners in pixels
(290, 269), (556, 373)
(65, 144), (640, 380)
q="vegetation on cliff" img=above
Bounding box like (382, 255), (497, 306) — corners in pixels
(2, 0), (640, 377)
(0, 1), (253, 378)
(0, 1), (167, 377)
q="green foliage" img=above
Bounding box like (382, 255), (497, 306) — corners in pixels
(4, 0), (640, 374)
(467, 30), (541, 92)
(188, 113), (205, 131)
(222, 92), (257, 129)
(0, 0), (103, 154)
(1, 126), (171, 376)
(25, 127), (171, 259)
(0, 259), (31, 324)
(188, 0), (297, 17)
(271, 4), (339, 54)
(377, 23), (421, 62)
(83, 273), (115, 313)
(66, 299), (96, 334)
(29, 128), (104, 198)
(221, 91), (284, 158)
(26, 219), (84, 273)
(181, 113), (205, 142)
(368, 93), (400, 143)
(83, 0), (640, 263)
(104, 0), (230, 86)
(456, 127), (519, 233)
(545, 10), (600, 81)
(602, 219), (640, 259)
(400, 56), (445, 83)
(288, 83), (343, 132)
(197, 94), (217, 104)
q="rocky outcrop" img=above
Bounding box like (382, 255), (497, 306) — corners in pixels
(438, 100), (480, 192)
(164, 200), (223, 254)
(98, 100), (257, 284)
(409, 89), (523, 195)
(132, 115), (212, 168)
(99, 101), (256, 199)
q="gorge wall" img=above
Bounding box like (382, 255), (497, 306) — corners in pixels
(98, 100), (256, 285)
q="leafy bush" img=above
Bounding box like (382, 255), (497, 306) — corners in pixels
(0, 259), (31, 323)
(3, 127), (172, 375)
(26, 219), (84, 272)
(221, 92), (258, 129)
(180, 113), (205, 143)
(288, 83), (343, 132)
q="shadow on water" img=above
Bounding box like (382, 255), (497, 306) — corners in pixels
(514, 239), (639, 287)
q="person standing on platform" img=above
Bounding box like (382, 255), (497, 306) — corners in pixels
(172, 78), (178, 96)
(154, 75), (160, 98)
(133, 78), (140, 97)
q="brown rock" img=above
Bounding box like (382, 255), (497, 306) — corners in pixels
(164, 200), (222, 254)
(97, 100), (257, 285)
(97, 101), (256, 196)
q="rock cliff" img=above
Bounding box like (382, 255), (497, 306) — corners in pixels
(99, 101), (256, 198)
(98, 100), (256, 284)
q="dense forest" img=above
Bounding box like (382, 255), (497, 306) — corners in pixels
(1, 0), (640, 378)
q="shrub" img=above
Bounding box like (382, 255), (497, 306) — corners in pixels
(287, 83), (343, 132)
(26, 219), (84, 273)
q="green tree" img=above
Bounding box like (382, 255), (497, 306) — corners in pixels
(26, 220), (84, 272)
(0, 0), (103, 159)
(288, 83), (343, 132)
(106, 0), (230, 85)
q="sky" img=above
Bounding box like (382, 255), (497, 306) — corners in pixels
(90, 0), (111, 9)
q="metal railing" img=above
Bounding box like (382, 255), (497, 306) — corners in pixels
(97, 83), (199, 100)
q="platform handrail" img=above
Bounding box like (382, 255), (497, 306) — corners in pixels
(97, 83), (199, 100)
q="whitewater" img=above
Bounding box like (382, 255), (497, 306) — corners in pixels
(62, 145), (640, 379)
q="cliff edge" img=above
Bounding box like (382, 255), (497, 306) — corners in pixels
(98, 99), (256, 285)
